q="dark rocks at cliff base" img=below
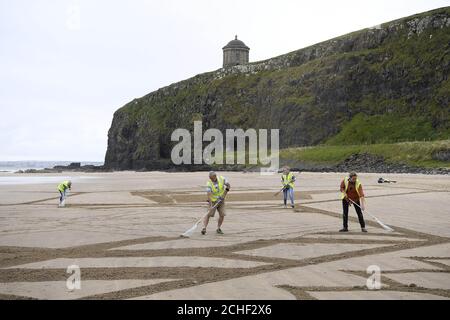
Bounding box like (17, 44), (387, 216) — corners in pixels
(52, 162), (110, 172)
(15, 163), (111, 174)
(332, 153), (449, 175)
(278, 152), (448, 174)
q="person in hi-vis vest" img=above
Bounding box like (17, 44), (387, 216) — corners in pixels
(202, 171), (230, 235)
(339, 172), (367, 232)
(281, 167), (296, 208)
(57, 180), (72, 207)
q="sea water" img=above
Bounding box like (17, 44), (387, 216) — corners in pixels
(0, 161), (103, 185)
(0, 161), (103, 172)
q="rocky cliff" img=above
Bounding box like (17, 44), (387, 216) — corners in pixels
(105, 7), (450, 170)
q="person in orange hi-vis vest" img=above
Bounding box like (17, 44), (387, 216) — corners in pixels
(339, 172), (367, 232)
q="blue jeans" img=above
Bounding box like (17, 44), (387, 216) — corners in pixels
(283, 187), (294, 205)
(59, 190), (66, 203)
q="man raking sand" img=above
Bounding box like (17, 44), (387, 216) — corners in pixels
(180, 171), (230, 238)
(339, 172), (367, 232)
(280, 166), (296, 208)
(202, 171), (230, 235)
(57, 180), (72, 207)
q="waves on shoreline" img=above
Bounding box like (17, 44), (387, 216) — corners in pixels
(0, 161), (104, 173)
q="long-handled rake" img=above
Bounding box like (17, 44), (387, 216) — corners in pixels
(348, 199), (394, 232)
(273, 179), (294, 197)
(180, 193), (227, 238)
(273, 187), (286, 197)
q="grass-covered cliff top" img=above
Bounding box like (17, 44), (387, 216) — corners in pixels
(280, 140), (450, 168)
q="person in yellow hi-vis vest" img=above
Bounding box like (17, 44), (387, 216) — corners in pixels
(58, 180), (72, 207)
(281, 167), (296, 208)
(202, 171), (230, 235)
(340, 172), (367, 232)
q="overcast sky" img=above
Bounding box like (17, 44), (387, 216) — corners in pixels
(1, 0), (448, 161)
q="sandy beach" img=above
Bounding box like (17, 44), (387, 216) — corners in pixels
(0, 171), (449, 299)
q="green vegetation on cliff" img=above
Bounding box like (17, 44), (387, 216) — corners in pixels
(325, 113), (450, 145)
(105, 7), (450, 170)
(281, 140), (450, 168)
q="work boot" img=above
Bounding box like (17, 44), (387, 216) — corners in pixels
(361, 228), (368, 233)
(201, 228), (206, 235)
(339, 228), (348, 232)
(216, 228), (224, 234)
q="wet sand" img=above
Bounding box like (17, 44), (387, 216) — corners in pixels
(0, 171), (449, 300)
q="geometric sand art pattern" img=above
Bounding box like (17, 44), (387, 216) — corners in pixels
(0, 172), (449, 299)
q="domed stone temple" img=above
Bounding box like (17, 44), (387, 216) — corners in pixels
(222, 35), (250, 68)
